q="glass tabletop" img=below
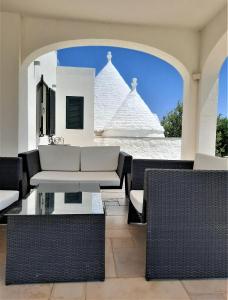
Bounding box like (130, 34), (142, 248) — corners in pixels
(5, 183), (104, 216)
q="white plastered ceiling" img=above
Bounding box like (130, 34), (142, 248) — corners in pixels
(2, 0), (227, 30)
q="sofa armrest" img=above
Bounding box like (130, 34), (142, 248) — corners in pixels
(0, 157), (23, 197)
(131, 159), (194, 190)
(116, 151), (132, 186)
(18, 150), (41, 192)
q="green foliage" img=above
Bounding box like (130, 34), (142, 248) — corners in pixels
(161, 102), (182, 137)
(161, 103), (228, 157)
(216, 114), (228, 157)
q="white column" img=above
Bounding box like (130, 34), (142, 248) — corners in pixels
(0, 12), (21, 156)
(196, 76), (219, 155)
(181, 77), (199, 160)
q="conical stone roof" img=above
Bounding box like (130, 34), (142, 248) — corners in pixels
(105, 78), (164, 137)
(94, 52), (130, 131)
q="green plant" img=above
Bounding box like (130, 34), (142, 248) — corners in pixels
(161, 102), (182, 137)
(216, 114), (228, 157)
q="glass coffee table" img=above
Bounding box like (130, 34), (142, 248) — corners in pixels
(5, 183), (105, 285)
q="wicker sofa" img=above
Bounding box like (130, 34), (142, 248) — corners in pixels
(0, 157), (23, 214)
(127, 154), (227, 280)
(19, 145), (132, 194)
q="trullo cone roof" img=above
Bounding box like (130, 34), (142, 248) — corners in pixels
(105, 78), (164, 137)
(94, 52), (130, 131)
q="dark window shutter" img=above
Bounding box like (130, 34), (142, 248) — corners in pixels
(66, 96), (84, 129)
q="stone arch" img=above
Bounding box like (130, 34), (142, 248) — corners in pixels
(19, 38), (192, 157)
(197, 31), (227, 155)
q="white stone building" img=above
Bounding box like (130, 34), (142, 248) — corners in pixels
(26, 50), (181, 159)
(95, 52), (164, 138)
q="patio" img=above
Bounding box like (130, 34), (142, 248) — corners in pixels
(0, 1), (227, 299)
(0, 189), (227, 300)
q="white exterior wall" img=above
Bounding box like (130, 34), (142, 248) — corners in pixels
(95, 137), (181, 160)
(56, 67), (95, 145)
(27, 51), (57, 149)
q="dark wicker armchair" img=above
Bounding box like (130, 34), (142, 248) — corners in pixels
(144, 168), (227, 280)
(127, 159), (194, 223)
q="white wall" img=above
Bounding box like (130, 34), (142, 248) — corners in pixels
(27, 51), (57, 150)
(0, 12), (21, 156)
(95, 137), (181, 160)
(196, 8), (227, 156)
(22, 16), (199, 73)
(56, 67), (95, 145)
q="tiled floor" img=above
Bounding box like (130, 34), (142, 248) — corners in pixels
(0, 189), (227, 300)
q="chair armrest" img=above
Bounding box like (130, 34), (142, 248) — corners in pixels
(144, 168), (227, 219)
(18, 150), (41, 192)
(116, 151), (132, 186)
(131, 159), (194, 190)
(0, 157), (23, 196)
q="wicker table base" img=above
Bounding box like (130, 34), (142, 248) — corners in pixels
(6, 214), (105, 285)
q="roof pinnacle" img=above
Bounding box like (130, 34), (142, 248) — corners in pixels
(131, 78), (138, 91)
(107, 51), (112, 62)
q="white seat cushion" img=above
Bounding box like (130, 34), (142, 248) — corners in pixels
(194, 153), (228, 170)
(76, 171), (120, 186)
(31, 171), (81, 185)
(38, 145), (81, 171)
(0, 190), (19, 211)
(130, 190), (144, 213)
(30, 171), (120, 187)
(81, 146), (120, 171)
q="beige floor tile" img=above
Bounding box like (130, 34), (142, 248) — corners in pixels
(141, 280), (191, 300)
(104, 201), (120, 207)
(117, 198), (129, 206)
(0, 262), (5, 286)
(190, 293), (226, 300)
(50, 282), (86, 300)
(86, 277), (190, 300)
(106, 216), (129, 230)
(0, 253), (5, 265)
(106, 229), (132, 238)
(130, 228), (147, 248)
(105, 206), (128, 216)
(111, 237), (135, 248)
(0, 229), (6, 254)
(0, 283), (52, 300)
(182, 279), (227, 295)
(113, 247), (145, 277)
(86, 278), (139, 300)
(105, 239), (116, 278)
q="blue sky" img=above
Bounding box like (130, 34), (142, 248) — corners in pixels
(58, 46), (227, 119)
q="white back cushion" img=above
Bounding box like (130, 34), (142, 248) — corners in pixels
(38, 145), (81, 171)
(81, 146), (120, 171)
(194, 153), (228, 170)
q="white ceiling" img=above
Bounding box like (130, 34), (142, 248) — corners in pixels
(1, 0), (226, 30)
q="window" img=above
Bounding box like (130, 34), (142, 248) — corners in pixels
(66, 96), (84, 129)
(65, 193), (82, 204)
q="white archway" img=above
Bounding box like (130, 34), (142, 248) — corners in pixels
(19, 38), (192, 158)
(197, 32), (228, 155)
